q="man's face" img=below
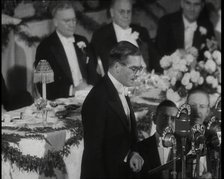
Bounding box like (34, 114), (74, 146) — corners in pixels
(53, 8), (76, 37)
(156, 106), (178, 136)
(110, 0), (132, 29)
(116, 55), (142, 87)
(181, 0), (204, 22)
(187, 92), (210, 125)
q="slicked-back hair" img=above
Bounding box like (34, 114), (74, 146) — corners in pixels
(108, 41), (141, 67)
(110, 0), (133, 8)
(186, 87), (210, 105)
(156, 100), (177, 115)
(49, 1), (75, 18)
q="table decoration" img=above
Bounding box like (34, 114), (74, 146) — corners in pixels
(159, 39), (221, 106)
(2, 117), (83, 178)
(34, 59), (54, 100)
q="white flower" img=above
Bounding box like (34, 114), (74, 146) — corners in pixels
(171, 77), (177, 86)
(186, 82), (193, 90)
(185, 54), (194, 65)
(204, 59), (216, 73)
(181, 73), (190, 86)
(131, 31), (139, 40)
(190, 70), (200, 83)
(212, 78), (218, 88)
(212, 50), (221, 65)
(198, 61), (205, 69)
(198, 77), (204, 85)
(77, 41), (86, 49)
(166, 88), (180, 102)
(206, 76), (214, 84)
(204, 50), (212, 59)
(199, 26), (207, 35)
(160, 56), (171, 69)
(186, 46), (199, 58)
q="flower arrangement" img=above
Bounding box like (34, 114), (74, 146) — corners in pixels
(160, 39), (221, 105)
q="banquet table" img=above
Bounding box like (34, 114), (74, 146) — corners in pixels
(2, 88), (161, 179)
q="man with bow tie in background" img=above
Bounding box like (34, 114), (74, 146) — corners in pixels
(35, 1), (96, 100)
(156, 0), (214, 58)
(81, 41), (144, 179)
(91, 0), (160, 77)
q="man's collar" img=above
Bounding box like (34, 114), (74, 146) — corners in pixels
(56, 31), (75, 43)
(113, 22), (132, 33)
(182, 15), (197, 29)
(108, 72), (129, 96)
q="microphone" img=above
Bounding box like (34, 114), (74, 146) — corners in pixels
(175, 104), (191, 137)
(191, 123), (205, 153)
(162, 126), (175, 148)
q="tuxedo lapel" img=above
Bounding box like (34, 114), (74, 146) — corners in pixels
(152, 135), (163, 167)
(51, 32), (73, 83)
(73, 40), (87, 79)
(104, 75), (131, 132)
(172, 16), (185, 49)
(193, 27), (203, 50)
(109, 23), (118, 47)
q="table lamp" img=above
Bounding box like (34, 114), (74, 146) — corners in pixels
(34, 59), (54, 100)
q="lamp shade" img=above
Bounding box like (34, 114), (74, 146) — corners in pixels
(34, 59), (54, 84)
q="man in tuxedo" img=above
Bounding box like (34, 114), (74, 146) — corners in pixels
(91, 0), (161, 76)
(133, 100), (180, 179)
(156, 0), (214, 57)
(81, 41), (144, 179)
(35, 1), (96, 100)
(186, 87), (220, 179)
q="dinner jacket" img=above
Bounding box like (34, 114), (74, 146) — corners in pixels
(156, 10), (215, 58)
(35, 31), (96, 100)
(81, 74), (138, 179)
(133, 133), (189, 179)
(91, 23), (161, 73)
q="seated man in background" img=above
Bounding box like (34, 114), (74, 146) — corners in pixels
(132, 100), (181, 179)
(186, 87), (220, 179)
(91, 0), (160, 76)
(156, 0), (214, 58)
(35, 1), (96, 100)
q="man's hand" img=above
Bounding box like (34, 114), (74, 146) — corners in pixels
(199, 172), (212, 179)
(129, 152), (144, 173)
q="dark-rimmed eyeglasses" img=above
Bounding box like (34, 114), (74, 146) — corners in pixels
(119, 63), (143, 74)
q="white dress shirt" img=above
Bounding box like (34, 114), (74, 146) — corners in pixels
(56, 31), (83, 88)
(113, 22), (138, 47)
(155, 132), (172, 165)
(183, 16), (198, 49)
(113, 23), (146, 67)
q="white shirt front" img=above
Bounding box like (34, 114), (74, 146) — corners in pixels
(56, 31), (83, 87)
(113, 22), (138, 47)
(183, 16), (198, 49)
(113, 23), (146, 67)
(155, 132), (172, 165)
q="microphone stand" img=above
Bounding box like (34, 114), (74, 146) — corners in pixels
(172, 138), (177, 179)
(195, 148), (201, 179)
(181, 137), (187, 179)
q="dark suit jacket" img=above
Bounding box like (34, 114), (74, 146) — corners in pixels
(91, 23), (161, 73)
(81, 75), (138, 179)
(35, 31), (96, 100)
(133, 133), (191, 179)
(156, 10), (215, 58)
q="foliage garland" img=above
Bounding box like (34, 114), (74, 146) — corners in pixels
(2, 119), (83, 177)
(2, 103), (152, 177)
